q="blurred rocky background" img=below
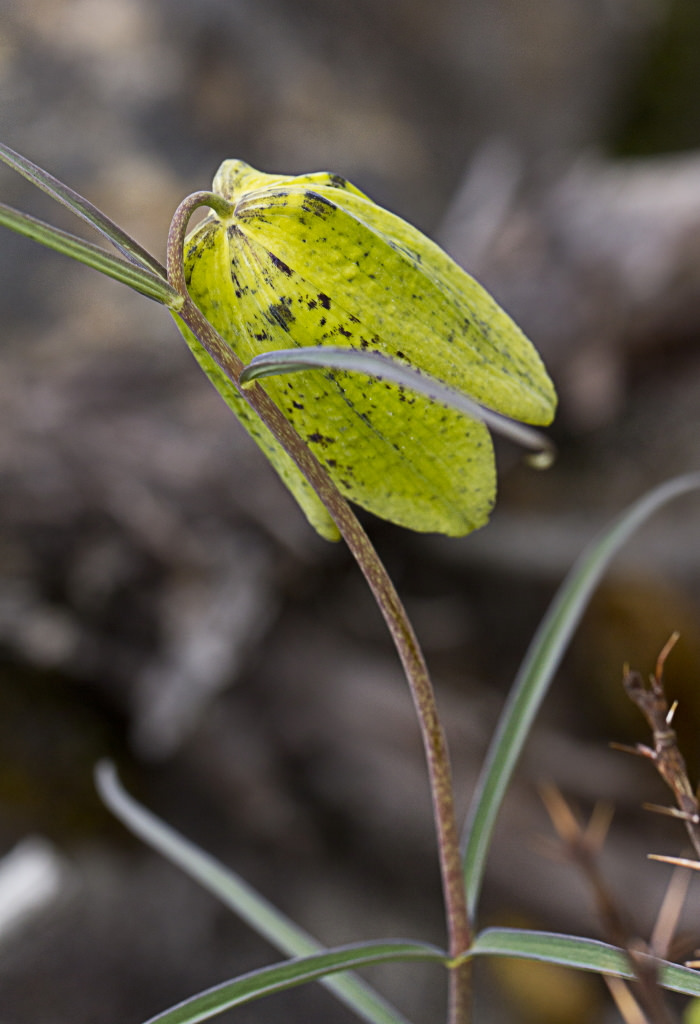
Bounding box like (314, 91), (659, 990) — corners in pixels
(2, 1), (700, 1022)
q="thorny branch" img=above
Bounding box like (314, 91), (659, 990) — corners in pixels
(617, 633), (700, 978)
(540, 635), (700, 1023)
(617, 633), (700, 861)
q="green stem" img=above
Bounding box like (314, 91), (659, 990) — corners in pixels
(168, 193), (473, 1023)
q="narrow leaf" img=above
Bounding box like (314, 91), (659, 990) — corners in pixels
(0, 203), (181, 306)
(141, 941), (447, 1024)
(241, 346), (553, 461)
(96, 762), (418, 1024)
(0, 142), (166, 276)
(471, 927), (700, 998)
(462, 473), (700, 919)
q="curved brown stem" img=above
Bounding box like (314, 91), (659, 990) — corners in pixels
(168, 194), (473, 1022)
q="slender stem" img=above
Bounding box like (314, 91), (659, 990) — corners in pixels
(168, 194), (473, 1022)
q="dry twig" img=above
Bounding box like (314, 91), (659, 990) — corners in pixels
(616, 633), (700, 861)
(541, 786), (674, 1024)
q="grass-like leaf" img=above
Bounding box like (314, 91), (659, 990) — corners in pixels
(0, 142), (166, 276)
(0, 203), (181, 306)
(240, 346), (553, 461)
(96, 762), (420, 1024)
(462, 472), (700, 919)
(470, 927), (700, 998)
(140, 941), (447, 1024)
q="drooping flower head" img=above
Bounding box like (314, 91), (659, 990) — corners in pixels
(177, 161), (556, 540)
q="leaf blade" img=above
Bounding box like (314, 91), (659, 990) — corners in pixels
(462, 473), (700, 919)
(0, 142), (166, 276)
(96, 762), (417, 1024)
(470, 927), (700, 997)
(0, 202), (181, 306)
(240, 345), (553, 459)
(141, 941), (447, 1024)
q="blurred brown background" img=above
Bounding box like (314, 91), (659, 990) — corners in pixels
(2, 1), (700, 1022)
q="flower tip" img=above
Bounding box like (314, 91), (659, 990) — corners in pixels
(525, 444), (556, 471)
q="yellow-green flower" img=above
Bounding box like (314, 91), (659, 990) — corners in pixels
(176, 161), (556, 540)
